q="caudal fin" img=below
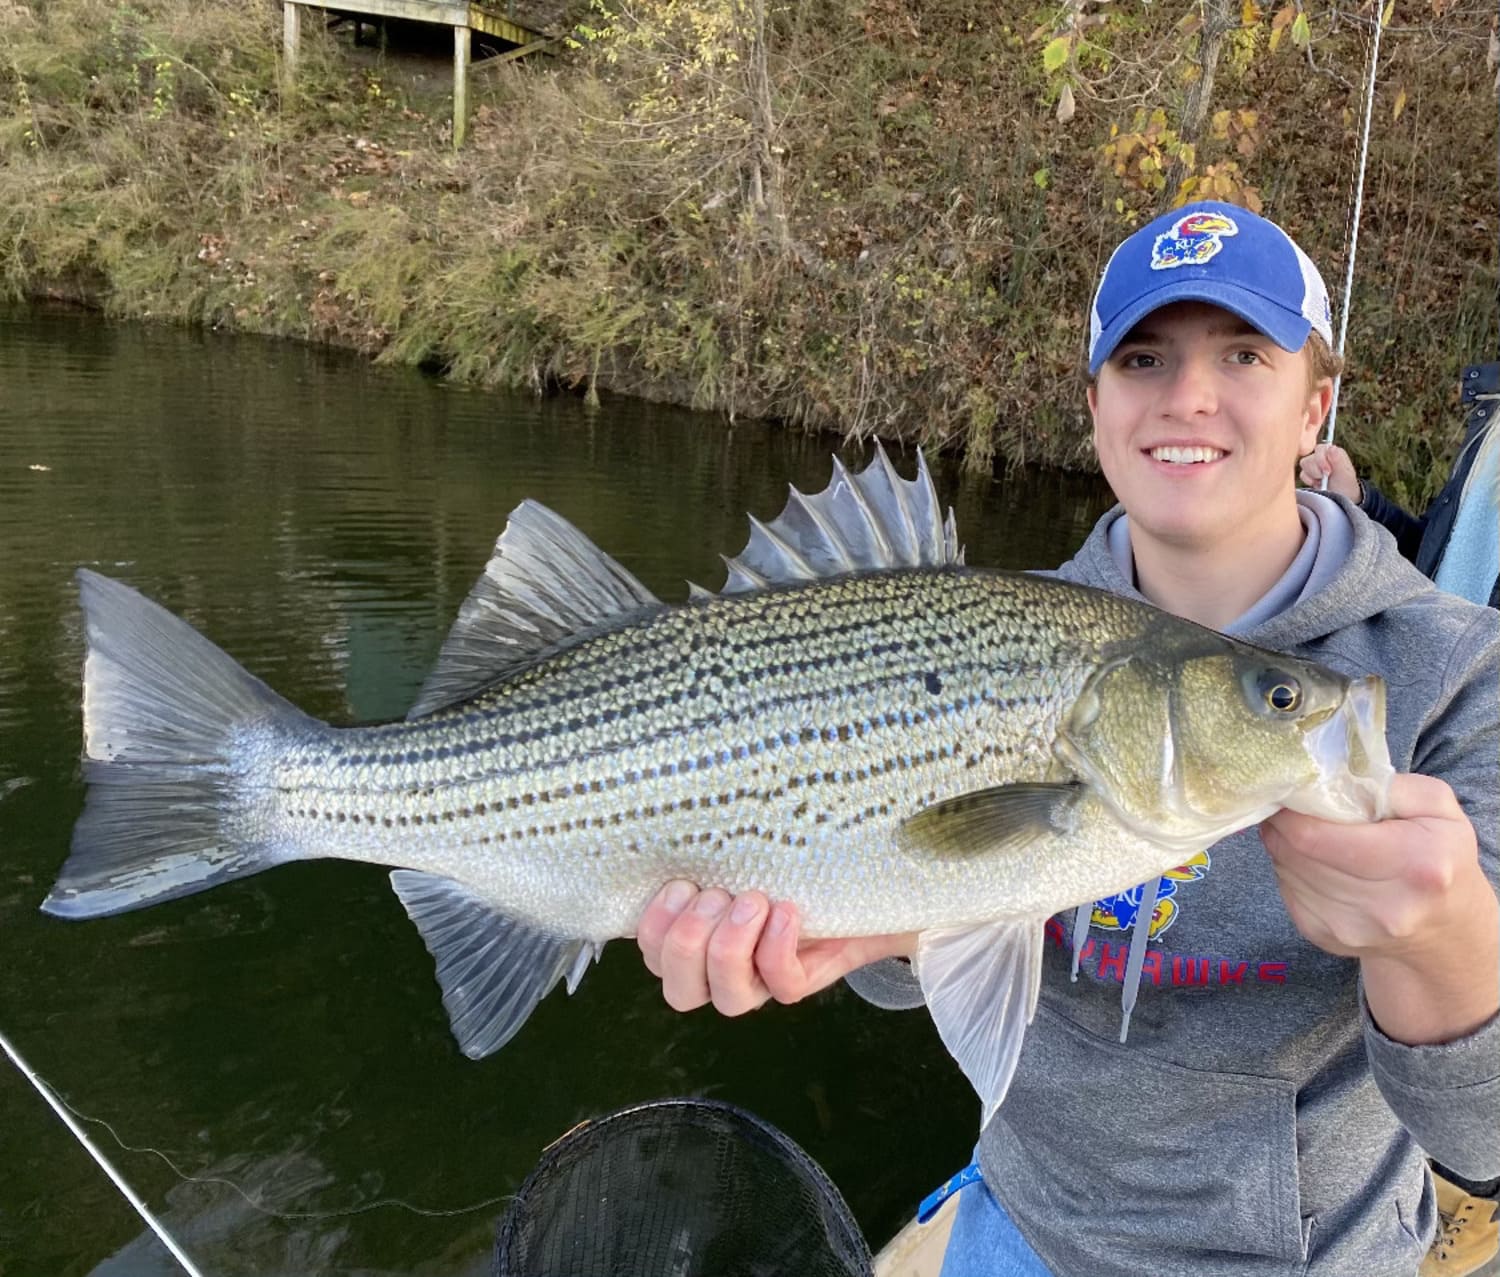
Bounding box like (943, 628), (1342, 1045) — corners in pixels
(42, 570), (321, 920)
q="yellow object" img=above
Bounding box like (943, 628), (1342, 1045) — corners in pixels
(874, 1192), (958, 1277)
(1421, 1173), (1499, 1277)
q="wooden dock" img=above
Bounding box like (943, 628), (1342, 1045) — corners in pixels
(281, 0), (560, 146)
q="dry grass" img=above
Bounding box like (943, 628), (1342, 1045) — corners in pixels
(1, 0), (1495, 495)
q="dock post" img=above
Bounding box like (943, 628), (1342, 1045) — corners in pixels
(453, 25), (470, 148)
(282, 2), (301, 83)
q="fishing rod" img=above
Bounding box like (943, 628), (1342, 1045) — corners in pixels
(0, 1026), (206, 1277)
(1322, 0), (1388, 465)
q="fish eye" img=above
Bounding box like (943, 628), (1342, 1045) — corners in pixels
(1255, 671), (1303, 714)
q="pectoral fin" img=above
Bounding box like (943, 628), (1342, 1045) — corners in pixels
(915, 918), (1044, 1126)
(900, 782), (1082, 860)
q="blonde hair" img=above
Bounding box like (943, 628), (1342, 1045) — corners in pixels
(1303, 332), (1343, 391)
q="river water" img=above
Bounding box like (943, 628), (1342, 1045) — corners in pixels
(0, 303), (1112, 1275)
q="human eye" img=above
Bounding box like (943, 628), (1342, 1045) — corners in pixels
(1230, 348), (1263, 366)
(1118, 350), (1160, 369)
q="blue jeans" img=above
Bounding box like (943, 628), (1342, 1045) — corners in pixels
(936, 1175), (1053, 1277)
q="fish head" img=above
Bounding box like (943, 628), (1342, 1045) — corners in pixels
(1276, 671), (1392, 822)
(1055, 635), (1393, 849)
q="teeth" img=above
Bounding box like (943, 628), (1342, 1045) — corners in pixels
(1150, 445), (1224, 464)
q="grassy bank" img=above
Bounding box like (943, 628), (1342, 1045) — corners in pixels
(1, 0), (1495, 502)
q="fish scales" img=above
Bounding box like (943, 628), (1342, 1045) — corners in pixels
(247, 571), (1137, 937)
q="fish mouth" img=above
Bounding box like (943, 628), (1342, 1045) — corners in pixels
(1283, 675), (1394, 823)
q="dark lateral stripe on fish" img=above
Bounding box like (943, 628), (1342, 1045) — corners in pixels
(284, 671), (1051, 803)
(321, 632), (1062, 781)
(268, 690), (1041, 837)
(241, 573), (1089, 859)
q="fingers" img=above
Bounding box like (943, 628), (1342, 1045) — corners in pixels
(1263, 775), (1467, 879)
(1321, 444), (1360, 500)
(637, 886), (919, 1017)
(1298, 443), (1332, 487)
(1380, 772), (1465, 823)
(755, 902), (810, 1004)
(636, 880), (697, 978)
(1260, 774), (1478, 953)
(704, 892), (772, 1015)
(637, 882), (774, 1016)
(1297, 444), (1362, 500)
(660, 888), (733, 1012)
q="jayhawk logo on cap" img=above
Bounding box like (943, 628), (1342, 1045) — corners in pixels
(1151, 211), (1239, 270)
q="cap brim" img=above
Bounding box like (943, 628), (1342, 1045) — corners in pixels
(1088, 278), (1314, 376)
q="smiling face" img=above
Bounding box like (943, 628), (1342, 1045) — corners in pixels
(1087, 300), (1333, 558)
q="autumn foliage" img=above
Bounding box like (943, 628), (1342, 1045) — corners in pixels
(0, 0), (1495, 499)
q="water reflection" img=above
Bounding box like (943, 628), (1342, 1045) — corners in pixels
(0, 303), (1113, 1273)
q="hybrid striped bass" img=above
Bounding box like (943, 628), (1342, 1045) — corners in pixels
(43, 449), (1393, 1119)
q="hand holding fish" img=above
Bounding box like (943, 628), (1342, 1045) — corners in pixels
(1261, 772), (1500, 1045)
(637, 882), (916, 1016)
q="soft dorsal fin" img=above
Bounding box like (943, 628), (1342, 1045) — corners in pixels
(711, 444), (963, 597)
(409, 500), (661, 719)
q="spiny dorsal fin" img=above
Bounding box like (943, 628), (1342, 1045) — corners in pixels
(408, 500), (661, 719)
(711, 444), (963, 598)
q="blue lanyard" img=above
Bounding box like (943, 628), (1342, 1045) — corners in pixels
(917, 1162), (984, 1223)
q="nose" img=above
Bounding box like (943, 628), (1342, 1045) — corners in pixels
(1160, 356), (1217, 418)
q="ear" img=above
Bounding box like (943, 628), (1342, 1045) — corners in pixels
(1300, 375), (1334, 455)
(1087, 382), (1100, 448)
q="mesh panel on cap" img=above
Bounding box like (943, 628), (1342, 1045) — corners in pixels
(1288, 236), (1333, 347)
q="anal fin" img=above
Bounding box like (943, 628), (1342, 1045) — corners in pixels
(915, 918), (1044, 1127)
(389, 870), (598, 1059)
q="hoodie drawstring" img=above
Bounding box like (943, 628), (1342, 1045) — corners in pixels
(1119, 876), (1162, 1042)
(1070, 876), (1164, 1043)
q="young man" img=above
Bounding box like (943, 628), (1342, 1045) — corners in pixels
(635, 202), (1500, 1275)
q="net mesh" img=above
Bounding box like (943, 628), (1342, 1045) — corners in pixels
(493, 1098), (872, 1277)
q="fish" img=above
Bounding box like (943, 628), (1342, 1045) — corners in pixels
(41, 448), (1393, 1121)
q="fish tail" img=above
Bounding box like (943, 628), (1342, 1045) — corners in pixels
(42, 570), (320, 920)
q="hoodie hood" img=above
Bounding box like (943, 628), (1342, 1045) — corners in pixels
(1055, 491), (1438, 651)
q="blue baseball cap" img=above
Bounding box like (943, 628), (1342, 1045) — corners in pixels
(1087, 201), (1334, 376)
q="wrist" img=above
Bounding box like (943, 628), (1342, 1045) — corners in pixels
(1362, 887), (1500, 1044)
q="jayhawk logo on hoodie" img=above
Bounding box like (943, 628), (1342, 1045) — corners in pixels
(1090, 850), (1212, 939)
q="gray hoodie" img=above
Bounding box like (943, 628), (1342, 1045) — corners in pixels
(852, 495), (1500, 1276)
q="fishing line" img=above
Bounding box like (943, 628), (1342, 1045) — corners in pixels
(71, 1123), (514, 1223)
(0, 1026), (206, 1277)
(1323, 0), (1389, 462)
(2, 1034), (511, 1224)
